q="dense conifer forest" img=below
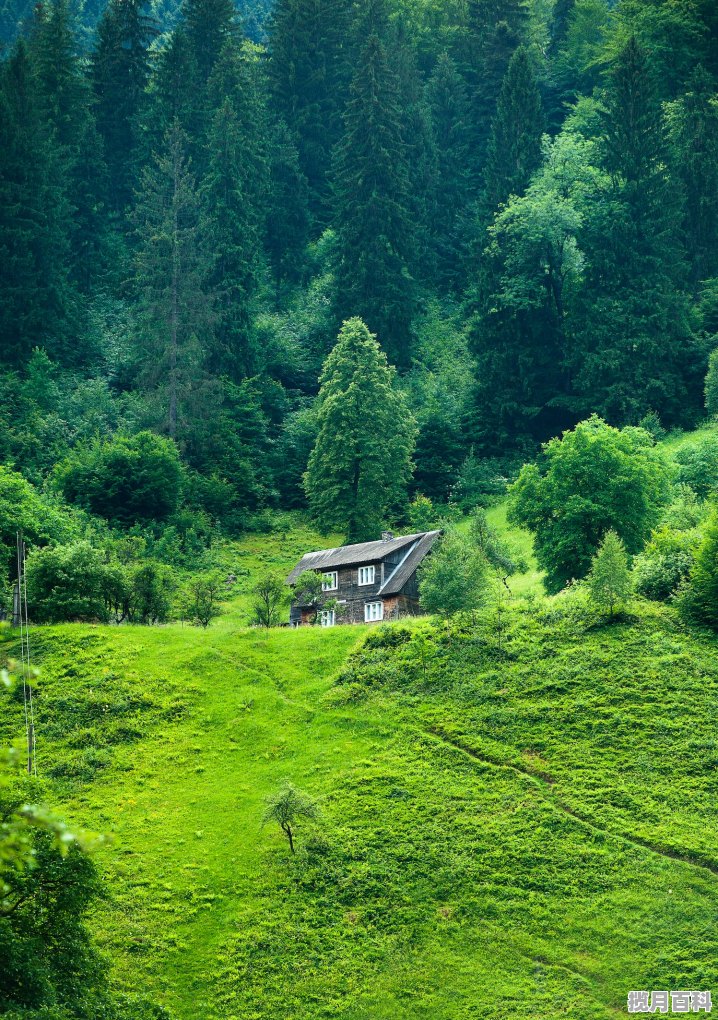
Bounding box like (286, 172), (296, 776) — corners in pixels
(2, 0), (718, 1016)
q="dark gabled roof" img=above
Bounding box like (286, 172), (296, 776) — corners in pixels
(379, 530), (441, 595)
(286, 531), (441, 586)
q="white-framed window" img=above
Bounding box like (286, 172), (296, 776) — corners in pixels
(322, 571), (338, 591)
(320, 609), (336, 627)
(358, 565), (376, 586)
(364, 601), (383, 622)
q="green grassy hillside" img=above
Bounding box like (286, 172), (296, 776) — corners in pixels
(2, 542), (718, 1019)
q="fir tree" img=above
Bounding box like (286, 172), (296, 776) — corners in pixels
(0, 42), (77, 366)
(462, 0), (528, 174)
(92, 0), (156, 213)
(304, 318), (417, 542)
(183, 0), (238, 86)
(268, 0), (351, 221)
(426, 52), (472, 290)
(30, 0), (108, 288)
(683, 508), (718, 630)
(667, 66), (718, 287)
(332, 0), (415, 368)
(203, 40), (270, 378)
(266, 119), (311, 291)
(575, 36), (701, 426)
(133, 121), (214, 442)
(482, 45), (544, 217)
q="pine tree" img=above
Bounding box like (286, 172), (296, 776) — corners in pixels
(587, 530), (632, 618)
(482, 45), (544, 217)
(0, 42), (77, 367)
(93, 0), (156, 213)
(268, 0), (351, 221)
(203, 40), (270, 378)
(133, 121), (214, 442)
(426, 52), (472, 290)
(304, 318), (417, 542)
(332, 0), (415, 368)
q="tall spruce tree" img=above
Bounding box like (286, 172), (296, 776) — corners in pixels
(332, 0), (415, 368)
(667, 66), (718, 288)
(183, 0), (238, 86)
(268, 0), (351, 221)
(462, 0), (528, 174)
(482, 45), (544, 217)
(304, 318), (416, 541)
(426, 52), (472, 290)
(0, 42), (77, 367)
(203, 41), (270, 379)
(30, 0), (108, 288)
(574, 36), (702, 426)
(93, 0), (156, 213)
(133, 121), (214, 442)
(266, 119), (311, 291)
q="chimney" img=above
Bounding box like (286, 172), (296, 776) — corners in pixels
(381, 531), (394, 542)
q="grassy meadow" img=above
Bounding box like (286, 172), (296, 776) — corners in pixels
(2, 504), (718, 1019)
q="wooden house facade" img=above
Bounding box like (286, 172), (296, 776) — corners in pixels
(286, 530), (441, 626)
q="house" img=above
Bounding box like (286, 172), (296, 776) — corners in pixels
(286, 530), (441, 626)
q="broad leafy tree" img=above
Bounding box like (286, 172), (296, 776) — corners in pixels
(508, 416), (672, 593)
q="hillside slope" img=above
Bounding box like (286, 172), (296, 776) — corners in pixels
(2, 589), (718, 1019)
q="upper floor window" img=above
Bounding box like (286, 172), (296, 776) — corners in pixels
(322, 571), (338, 591)
(320, 609), (336, 627)
(358, 565), (375, 586)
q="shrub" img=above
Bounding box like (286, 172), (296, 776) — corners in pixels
(58, 431), (183, 524)
(26, 541), (127, 623)
(674, 433), (718, 499)
(178, 573), (223, 628)
(128, 563), (175, 624)
(633, 526), (701, 601)
(251, 573), (287, 628)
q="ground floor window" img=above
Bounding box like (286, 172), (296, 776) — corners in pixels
(364, 601), (383, 622)
(320, 609), (336, 627)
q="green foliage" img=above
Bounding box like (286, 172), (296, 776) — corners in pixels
(0, 467), (81, 582)
(407, 494), (437, 531)
(418, 527), (487, 619)
(262, 781), (319, 854)
(508, 416), (672, 593)
(304, 318), (417, 542)
(586, 529), (632, 618)
(674, 433), (718, 499)
(58, 432), (183, 525)
(128, 562), (175, 624)
(633, 525), (701, 603)
(680, 507), (718, 630)
(26, 541), (126, 624)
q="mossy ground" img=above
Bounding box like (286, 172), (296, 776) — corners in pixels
(1, 519), (718, 1019)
